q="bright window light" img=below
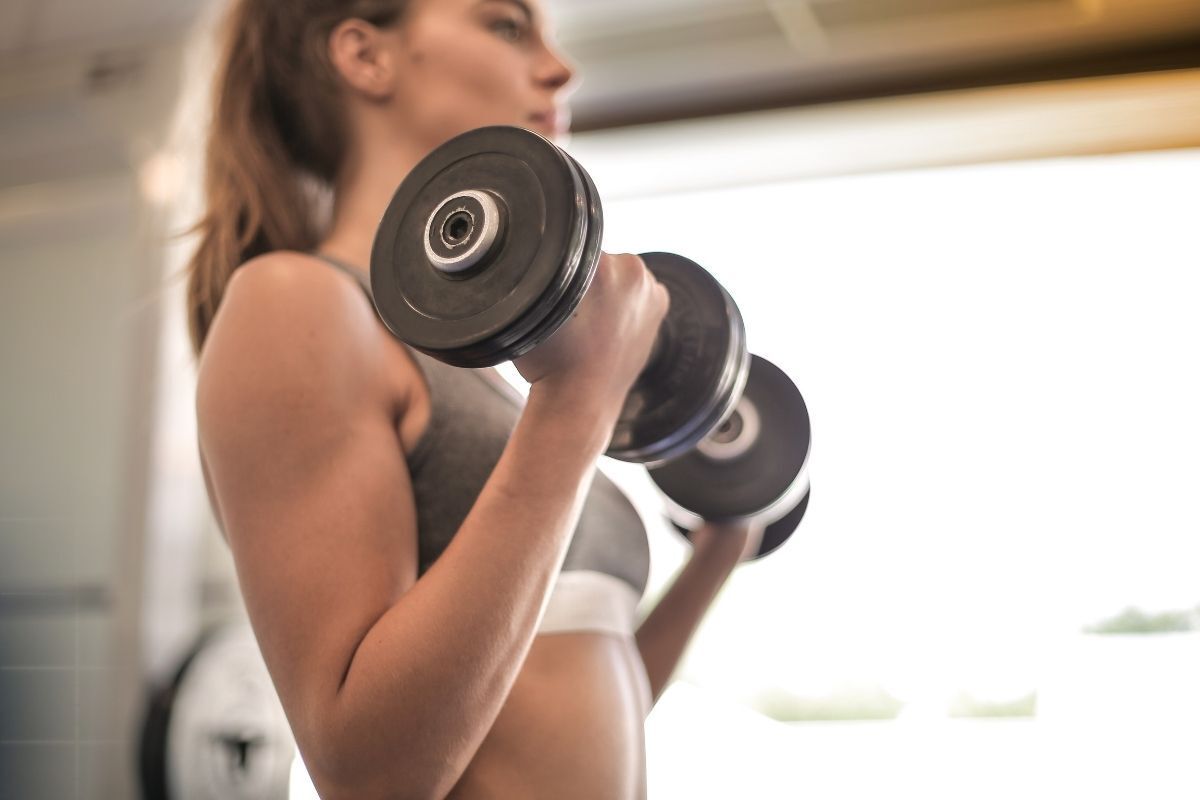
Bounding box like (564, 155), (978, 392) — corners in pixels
(586, 148), (1200, 799)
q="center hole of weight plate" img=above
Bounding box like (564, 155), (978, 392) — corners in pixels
(711, 412), (743, 444)
(442, 210), (474, 247)
(424, 190), (502, 274)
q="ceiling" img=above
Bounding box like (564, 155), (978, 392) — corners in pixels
(0, 0), (209, 59)
(1, 0), (1198, 130)
(549, 0), (1200, 127)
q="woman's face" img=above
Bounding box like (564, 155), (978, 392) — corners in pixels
(385, 0), (577, 147)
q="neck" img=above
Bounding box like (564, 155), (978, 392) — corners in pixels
(320, 124), (435, 272)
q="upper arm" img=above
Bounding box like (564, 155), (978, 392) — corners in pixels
(195, 252), (419, 752)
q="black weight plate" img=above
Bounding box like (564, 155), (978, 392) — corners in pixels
(140, 631), (214, 800)
(672, 482), (810, 560)
(757, 482), (810, 558)
(649, 354), (810, 517)
(171, 623), (295, 799)
(512, 150), (604, 359)
(370, 126), (594, 367)
(607, 253), (749, 463)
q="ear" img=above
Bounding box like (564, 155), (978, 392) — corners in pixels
(327, 18), (397, 101)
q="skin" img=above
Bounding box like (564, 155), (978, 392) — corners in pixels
(197, 1), (758, 797)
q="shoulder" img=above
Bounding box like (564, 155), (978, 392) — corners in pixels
(196, 250), (390, 430)
(209, 249), (379, 348)
(224, 250), (374, 336)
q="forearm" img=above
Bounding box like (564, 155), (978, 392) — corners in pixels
(316, 384), (619, 797)
(634, 533), (742, 707)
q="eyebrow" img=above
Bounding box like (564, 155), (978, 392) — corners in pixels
(479, 0), (537, 26)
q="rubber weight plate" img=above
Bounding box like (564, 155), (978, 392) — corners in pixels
(370, 126), (601, 367)
(607, 253), (750, 463)
(649, 354), (810, 519)
(521, 149), (605, 361)
(672, 482), (811, 560)
(140, 622), (296, 800)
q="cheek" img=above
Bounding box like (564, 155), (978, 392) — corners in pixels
(453, 46), (525, 108)
(406, 26), (526, 119)
(396, 20), (532, 143)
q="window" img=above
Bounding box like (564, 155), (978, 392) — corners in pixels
(594, 147), (1200, 797)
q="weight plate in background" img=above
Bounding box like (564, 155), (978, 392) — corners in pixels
(140, 621), (295, 800)
(649, 354), (810, 518)
(371, 126), (599, 367)
(607, 253), (750, 463)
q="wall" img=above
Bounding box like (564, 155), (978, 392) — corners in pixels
(0, 38), (187, 799)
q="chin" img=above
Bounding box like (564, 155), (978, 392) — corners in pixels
(528, 124), (567, 144)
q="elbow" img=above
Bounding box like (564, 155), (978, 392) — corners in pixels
(311, 766), (466, 800)
(304, 753), (454, 800)
(298, 714), (466, 800)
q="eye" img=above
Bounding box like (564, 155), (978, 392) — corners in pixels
(489, 17), (526, 43)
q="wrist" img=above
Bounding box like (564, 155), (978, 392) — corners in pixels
(525, 379), (622, 454)
(689, 531), (744, 567)
(688, 520), (763, 567)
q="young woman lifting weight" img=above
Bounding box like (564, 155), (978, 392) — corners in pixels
(190, 1), (760, 796)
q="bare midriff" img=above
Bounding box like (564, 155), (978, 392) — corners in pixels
(448, 632), (652, 800)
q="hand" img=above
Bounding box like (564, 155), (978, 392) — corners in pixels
(687, 519), (765, 566)
(515, 252), (669, 406)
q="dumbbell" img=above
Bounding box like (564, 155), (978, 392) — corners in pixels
(369, 126), (813, 551)
(370, 125), (748, 463)
(650, 354), (812, 559)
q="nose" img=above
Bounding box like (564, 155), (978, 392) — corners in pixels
(536, 41), (578, 98)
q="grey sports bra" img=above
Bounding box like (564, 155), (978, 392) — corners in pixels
(314, 254), (651, 598)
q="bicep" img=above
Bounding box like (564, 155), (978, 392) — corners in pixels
(195, 256), (419, 745)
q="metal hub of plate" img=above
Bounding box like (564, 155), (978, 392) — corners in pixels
(697, 395), (762, 461)
(423, 189), (504, 275)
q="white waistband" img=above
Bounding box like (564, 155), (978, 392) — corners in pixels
(536, 570), (641, 637)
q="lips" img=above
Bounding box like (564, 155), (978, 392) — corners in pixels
(529, 110), (565, 136)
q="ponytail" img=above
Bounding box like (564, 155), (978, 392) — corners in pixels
(185, 0), (408, 358)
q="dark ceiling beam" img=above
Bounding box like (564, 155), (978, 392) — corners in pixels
(572, 34), (1200, 132)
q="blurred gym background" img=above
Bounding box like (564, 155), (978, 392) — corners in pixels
(3, 0), (1200, 797)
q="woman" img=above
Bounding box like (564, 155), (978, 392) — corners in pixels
(190, 0), (760, 797)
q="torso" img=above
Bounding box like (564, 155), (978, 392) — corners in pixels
(367, 281), (652, 800)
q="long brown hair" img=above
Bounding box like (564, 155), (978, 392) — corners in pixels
(186, 0), (409, 357)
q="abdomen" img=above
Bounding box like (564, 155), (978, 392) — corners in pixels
(448, 632), (650, 799)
